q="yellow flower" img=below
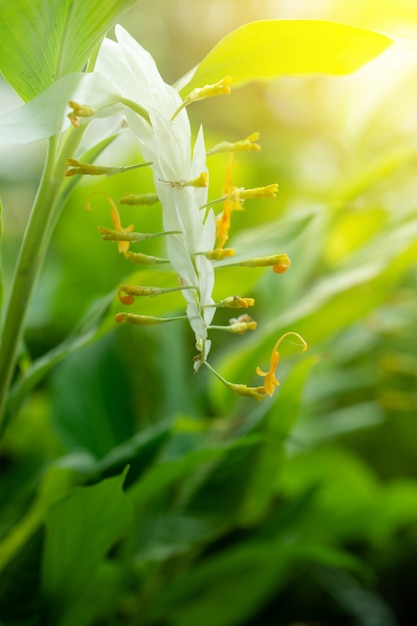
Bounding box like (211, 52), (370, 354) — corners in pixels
(256, 348), (281, 397)
(109, 203), (134, 254)
(256, 332), (307, 398)
(216, 153), (241, 248)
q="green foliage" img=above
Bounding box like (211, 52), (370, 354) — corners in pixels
(41, 469), (132, 621)
(182, 20), (392, 92)
(0, 0), (138, 101)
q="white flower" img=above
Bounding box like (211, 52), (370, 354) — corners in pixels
(96, 26), (216, 361)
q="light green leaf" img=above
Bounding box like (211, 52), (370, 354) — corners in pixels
(42, 469), (132, 616)
(0, 0), (138, 101)
(180, 20), (392, 94)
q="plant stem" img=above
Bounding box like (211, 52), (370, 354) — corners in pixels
(0, 127), (82, 438)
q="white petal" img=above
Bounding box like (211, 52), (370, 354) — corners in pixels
(0, 72), (121, 144)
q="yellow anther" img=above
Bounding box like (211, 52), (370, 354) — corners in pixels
(197, 76), (233, 98)
(235, 253), (291, 271)
(171, 76), (233, 120)
(227, 383), (266, 402)
(207, 132), (261, 156)
(188, 172), (208, 187)
(273, 257), (291, 274)
(213, 296), (255, 309)
(65, 159), (109, 177)
(203, 360), (266, 401)
(118, 283), (195, 304)
(118, 287), (136, 306)
(123, 251), (169, 265)
(159, 172), (208, 188)
(239, 184), (279, 200)
(66, 159), (152, 178)
(67, 100), (95, 127)
(119, 193), (159, 206)
(210, 314), (257, 334)
(115, 312), (187, 325)
(200, 248), (236, 260)
(228, 314), (257, 334)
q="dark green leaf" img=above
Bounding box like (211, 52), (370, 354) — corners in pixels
(41, 469), (132, 615)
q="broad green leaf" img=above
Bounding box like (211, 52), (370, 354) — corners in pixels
(41, 469), (132, 614)
(58, 562), (124, 626)
(180, 20), (392, 94)
(50, 334), (136, 458)
(0, 466), (79, 572)
(128, 436), (262, 560)
(128, 436), (262, 510)
(151, 535), (365, 626)
(0, 0), (139, 101)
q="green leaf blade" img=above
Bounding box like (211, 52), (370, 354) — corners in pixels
(182, 20), (392, 94)
(0, 0), (138, 101)
(41, 469), (132, 615)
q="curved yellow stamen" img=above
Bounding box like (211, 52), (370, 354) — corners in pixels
(256, 332), (307, 398)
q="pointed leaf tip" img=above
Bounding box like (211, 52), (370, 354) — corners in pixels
(181, 20), (393, 94)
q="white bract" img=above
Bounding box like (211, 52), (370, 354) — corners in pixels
(96, 26), (216, 362)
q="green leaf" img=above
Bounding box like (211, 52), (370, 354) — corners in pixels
(0, 198), (3, 321)
(58, 562), (124, 626)
(0, 466), (80, 572)
(181, 20), (392, 94)
(41, 469), (132, 616)
(0, 0), (139, 101)
(50, 334), (136, 458)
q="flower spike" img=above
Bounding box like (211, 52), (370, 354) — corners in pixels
(85, 26), (307, 397)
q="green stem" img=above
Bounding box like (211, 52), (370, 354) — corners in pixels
(0, 127), (82, 438)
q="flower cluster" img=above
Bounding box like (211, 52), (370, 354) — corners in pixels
(67, 26), (306, 400)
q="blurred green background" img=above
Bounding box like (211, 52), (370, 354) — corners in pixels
(1, 1), (417, 625)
